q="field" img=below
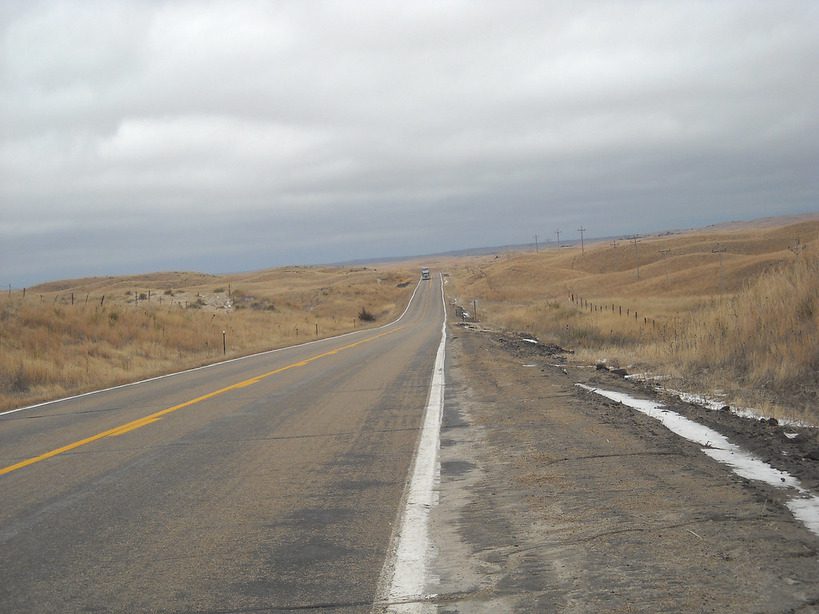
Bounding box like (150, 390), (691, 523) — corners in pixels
(444, 215), (819, 424)
(4, 214), (817, 423)
(0, 265), (416, 412)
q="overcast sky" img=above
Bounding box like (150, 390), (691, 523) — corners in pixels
(2, 1), (818, 286)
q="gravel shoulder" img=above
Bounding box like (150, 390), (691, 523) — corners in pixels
(426, 323), (819, 613)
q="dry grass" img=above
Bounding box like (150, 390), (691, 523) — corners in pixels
(446, 216), (819, 424)
(1, 265), (416, 411)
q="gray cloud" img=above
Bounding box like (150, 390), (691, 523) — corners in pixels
(2, 0), (818, 286)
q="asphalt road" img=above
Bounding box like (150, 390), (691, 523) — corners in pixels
(0, 276), (444, 613)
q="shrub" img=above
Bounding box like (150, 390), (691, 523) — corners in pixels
(358, 307), (375, 322)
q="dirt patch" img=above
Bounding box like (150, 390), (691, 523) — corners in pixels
(427, 324), (819, 612)
(488, 328), (819, 494)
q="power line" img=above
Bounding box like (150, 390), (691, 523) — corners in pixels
(628, 235), (641, 279)
(712, 244), (727, 295)
(659, 249), (671, 284)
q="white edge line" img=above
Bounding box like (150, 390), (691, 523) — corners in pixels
(375, 272), (446, 612)
(0, 277), (425, 418)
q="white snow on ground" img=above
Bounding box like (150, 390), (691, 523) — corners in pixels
(522, 338), (538, 344)
(624, 373), (671, 382)
(623, 373), (811, 428)
(577, 384), (819, 538)
(671, 389), (811, 428)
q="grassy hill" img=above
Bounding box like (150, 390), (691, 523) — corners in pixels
(1, 265), (416, 412)
(445, 214), (819, 423)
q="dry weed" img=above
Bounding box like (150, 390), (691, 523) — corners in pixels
(447, 218), (819, 423)
(1, 265), (416, 411)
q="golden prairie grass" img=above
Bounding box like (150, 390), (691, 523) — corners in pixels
(661, 250), (818, 401)
(0, 265), (416, 411)
(446, 216), (819, 423)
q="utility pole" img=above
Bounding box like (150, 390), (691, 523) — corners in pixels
(555, 229), (561, 249)
(577, 226), (586, 255)
(659, 249), (671, 285)
(629, 235), (641, 279)
(712, 244), (727, 295)
(534, 234), (539, 253)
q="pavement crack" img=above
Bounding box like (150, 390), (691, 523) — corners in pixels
(542, 451), (683, 465)
(501, 513), (773, 555)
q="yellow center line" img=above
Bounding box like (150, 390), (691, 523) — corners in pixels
(0, 326), (401, 477)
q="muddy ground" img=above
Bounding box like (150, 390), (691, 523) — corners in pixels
(425, 323), (819, 613)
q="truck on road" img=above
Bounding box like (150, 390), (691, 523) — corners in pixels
(421, 268), (431, 280)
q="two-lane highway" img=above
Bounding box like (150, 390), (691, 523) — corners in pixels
(0, 275), (445, 612)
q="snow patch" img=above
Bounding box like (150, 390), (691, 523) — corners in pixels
(621, 373), (811, 428)
(670, 389), (810, 427)
(577, 384), (819, 538)
(787, 497), (819, 536)
(624, 373), (670, 382)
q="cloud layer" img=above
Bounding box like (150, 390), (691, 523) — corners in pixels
(2, 1), (818, 285)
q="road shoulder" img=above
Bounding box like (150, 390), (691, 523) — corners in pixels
(427, 324), (819, 612)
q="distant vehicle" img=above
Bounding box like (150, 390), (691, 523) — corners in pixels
(421, 268), (431, 280)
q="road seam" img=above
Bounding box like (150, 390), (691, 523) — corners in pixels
(375, 274), (446, 613)
(0, 328), (400, 477)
